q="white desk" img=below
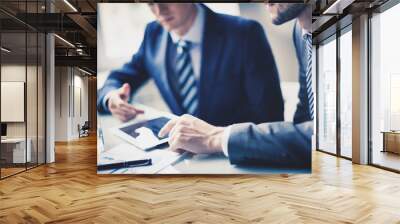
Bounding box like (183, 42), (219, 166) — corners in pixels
(1, 138), (31, 163)
(98, 104), (308, 174)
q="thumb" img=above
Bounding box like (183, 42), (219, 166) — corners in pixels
(119, 83), (131, 100)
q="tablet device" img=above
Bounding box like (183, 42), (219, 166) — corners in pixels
(113, 117), (170, 150)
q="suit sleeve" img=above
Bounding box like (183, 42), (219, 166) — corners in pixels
(227, 121), (312, 168)
(243, 21), (284, 123)
(97, 26), (151, 114)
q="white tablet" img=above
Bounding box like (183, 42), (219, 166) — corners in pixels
(112, 116), (171, 150)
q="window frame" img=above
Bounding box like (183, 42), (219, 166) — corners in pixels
(367, 0), (400, 173)
(315, 23), (353, 160)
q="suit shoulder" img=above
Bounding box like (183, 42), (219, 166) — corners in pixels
(144, 21), (163, 34)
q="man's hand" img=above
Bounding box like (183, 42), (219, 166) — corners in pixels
(158, 114), (225, 154)
(107, 83), (144, 122)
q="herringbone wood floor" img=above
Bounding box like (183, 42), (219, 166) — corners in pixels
(0, 135), (400, 224)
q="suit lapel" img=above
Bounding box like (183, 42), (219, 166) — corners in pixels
(199, 8), (224, 117)
(154, 30), (183, 114)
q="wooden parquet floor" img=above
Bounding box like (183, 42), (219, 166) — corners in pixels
(0, 135), (400, 224)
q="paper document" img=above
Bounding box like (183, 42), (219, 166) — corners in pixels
(98, 143), (186, 174)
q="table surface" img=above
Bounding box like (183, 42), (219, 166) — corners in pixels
(98, 105), (309, 174)
(1, 138), (29, 143)
(381, 131), (400, 134)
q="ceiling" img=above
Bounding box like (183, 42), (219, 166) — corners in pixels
(0, 0), (98, 73)
(311, 0), (391, 43)
(0, 0), (393, 74)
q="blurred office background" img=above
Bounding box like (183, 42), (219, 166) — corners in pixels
(97, 3), (304, 122)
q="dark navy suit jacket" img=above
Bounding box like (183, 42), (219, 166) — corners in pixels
(227, 21), (313, 169)
(97, 5), (284, 126)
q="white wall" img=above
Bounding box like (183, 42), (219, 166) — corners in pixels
(55, 67), (89, 141)
(1, 65), (34, 137)
(55, 67), (69, 141)
(1, 64), (46, 163)
(72, 74), (89, 138)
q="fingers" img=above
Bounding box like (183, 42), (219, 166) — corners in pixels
(164, 115), (221, 155)
(158, 118), (178, 138)
(113, 112), (130, 122)
(117, 101), (145, 114)
(108, 84), (144, 122)
(133, 108), (145, 114)
(110, 102), (144, 122)
(108, 91), (146, 122)
(158, 114), (193, 138)
(171, 148), (185, 154)
(163, 118), (195, 152)
(112, 109), (136, 122)
(119, 83), (131, 101)
(168, 131), (187, 152)
(118, 103), (137, 111)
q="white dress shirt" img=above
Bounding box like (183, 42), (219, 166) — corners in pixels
(169, 4), (205, 79)
(103, 4), (205, 111)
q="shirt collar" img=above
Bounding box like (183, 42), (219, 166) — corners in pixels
(170, 4), (205, 44)
(302, 29), (311, 39)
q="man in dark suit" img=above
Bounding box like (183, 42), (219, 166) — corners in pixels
(97, 3), (284, 126)
(159, 3), (313, 169)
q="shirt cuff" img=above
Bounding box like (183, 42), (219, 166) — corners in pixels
(221, 125), (232, 157)
(102, 92), (113, 113)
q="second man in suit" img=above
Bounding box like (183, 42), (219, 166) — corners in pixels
(159, 3), (313, 169)
(97, 3), (284, 126)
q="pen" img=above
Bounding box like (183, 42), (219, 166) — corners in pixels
(97, 159), (152, 171)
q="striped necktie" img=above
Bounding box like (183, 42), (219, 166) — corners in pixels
(176, 40), (198, 115)
(304, 33), (314, 120)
